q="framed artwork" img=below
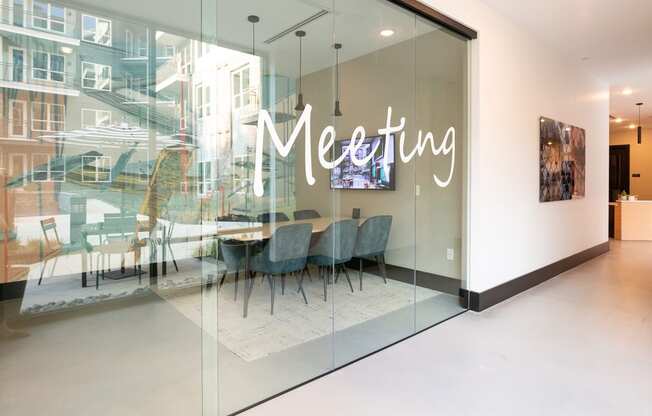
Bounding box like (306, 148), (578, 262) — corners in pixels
(539, 117), (585, 202)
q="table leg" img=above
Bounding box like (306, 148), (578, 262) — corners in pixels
(243, 243), (251, 318)
(81, 250), (88, 288)
(162, 225), (167, 276)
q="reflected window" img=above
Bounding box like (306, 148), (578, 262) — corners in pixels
(31, 153), (64, 182)
(195, 83), (210, 119)
(124, 29), (147, 58)
(9, 100), (26, 137)
(31, 102), (65, 132)
(81, 109), (111, 128)
(198, 160), (214, 196)
(32, 1), (65, 33)
(82, 15), (112, 46)
(180, 45), (192, 75)
(82, 62), (111, 90)
(231, 65), (252, 110)
(82, 155), (111, 182)
(32, 51), (64, 82)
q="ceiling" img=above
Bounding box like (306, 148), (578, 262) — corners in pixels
(63, 0), (439, 79)
(480, 0), (652, 131)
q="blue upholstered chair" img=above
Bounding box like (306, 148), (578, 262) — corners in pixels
(353, 215), (393, 290)
(293, 209), (321, 220)
(257, 212), (289, 223)
(248, 223), (313, 315)
(218, 240), (247, 300)
(307, 219), (358, 301)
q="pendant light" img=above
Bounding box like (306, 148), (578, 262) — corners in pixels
(294, 30), (306, 112)
(636, 102), (643, 144)
(333, 43), (343, 117)
(247, 15), (259, 55)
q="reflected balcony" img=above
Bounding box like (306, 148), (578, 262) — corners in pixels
(0, 5), (80, 46)
(0, 61), (79, 96)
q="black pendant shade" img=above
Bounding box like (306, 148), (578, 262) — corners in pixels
(334, 43), (343, 116)
(295, 30), (306, 112)
(636, 102), (643, 144)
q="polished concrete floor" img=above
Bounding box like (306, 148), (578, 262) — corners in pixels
(242, 240), (652, 416)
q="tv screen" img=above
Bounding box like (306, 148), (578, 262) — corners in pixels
(330, 134), (395, 190)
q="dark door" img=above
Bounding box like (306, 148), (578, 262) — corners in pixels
(609, 145), (630, 202)
(609, 145), (630, 238)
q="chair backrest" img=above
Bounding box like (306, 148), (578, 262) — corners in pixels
(103, 214), (138, 240)
(353, 215), (392, 257)
(40, 217), (61, 250)
(257, 212), (289, 224)
(311, 219), (358, 263)
(293, 209), (321, 221)
(218, 214), (252, 223)
(219, 239), (246, 271)
(266, 223), (313, 263)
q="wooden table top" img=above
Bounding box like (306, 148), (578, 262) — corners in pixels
(220, 217), (363, 242)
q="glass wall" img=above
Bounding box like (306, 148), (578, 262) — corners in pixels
(0, 0), (469, 415)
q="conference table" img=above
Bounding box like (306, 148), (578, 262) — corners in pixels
(218, 216), (363, 318)
(78, 215), (362, 317)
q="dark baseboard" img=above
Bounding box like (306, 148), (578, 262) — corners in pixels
(346, 258), (462, 296)
(463, 241), (610, 312)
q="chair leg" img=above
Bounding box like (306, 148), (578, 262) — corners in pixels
(218, 271), (227, 291)
(335, 265), (341, 283)
(297, 268), (308, 304)
(281, 273), (286, 295)
(321, 266), (327, 302)
(168, 242), (179, 272)
(305, 265), (312, 282)
(234, 271), (239, 301)
(359, 258), (363, 291)
(37, 257), (49, 286)
(342, 265), (354, 293)
(378, 255), (388, 284)
(266, 274), (275, 315)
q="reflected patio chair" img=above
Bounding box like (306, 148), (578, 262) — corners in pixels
(307, 219), (358, 301)
(95, 214), (142, 289)
(248, 223), (313, 315)
(38, 218), (91, 285)
(353, 215), (392, 291)
(293, 209), (321, 220)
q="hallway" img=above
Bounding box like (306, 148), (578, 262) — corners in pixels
(242, 240), (652, 416)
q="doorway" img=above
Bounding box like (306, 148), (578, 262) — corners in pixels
(609, 144), (629, 237)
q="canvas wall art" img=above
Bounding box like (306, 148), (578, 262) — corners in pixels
(539, 117), (586, 202)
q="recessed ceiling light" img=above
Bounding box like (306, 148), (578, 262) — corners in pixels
(380, 29), (395, 37)
(629, 123), (637, 129)
(623, 88), (633, 95)
(60, 46), (73, 54)
(614, 118), (623, 123)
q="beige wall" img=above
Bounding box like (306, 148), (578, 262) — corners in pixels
(610, 127), (652, 200)
(293, 29), (466, 279)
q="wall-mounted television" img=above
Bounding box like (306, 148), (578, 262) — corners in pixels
(330, 134), (395, 190)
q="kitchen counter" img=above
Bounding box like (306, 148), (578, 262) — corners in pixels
(613, 200), (652, 240)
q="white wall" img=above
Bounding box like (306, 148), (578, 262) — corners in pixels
(421, 0), (610, 292)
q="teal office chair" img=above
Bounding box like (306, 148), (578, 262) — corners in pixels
(248, 223), (313, 315)
(307, 219), (358, 301)
(353, 215), (392, 290)
(38, 217), (92, 286)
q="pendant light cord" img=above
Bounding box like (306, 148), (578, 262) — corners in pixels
(299, 36), (302, 94)
(336, 48), (340, 101)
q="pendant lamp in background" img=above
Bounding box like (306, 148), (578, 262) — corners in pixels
(636, 102), (643, 144)
(247, 15), (259, 55)
(295, 30), (306, 112)
(333, 43), (343, 116)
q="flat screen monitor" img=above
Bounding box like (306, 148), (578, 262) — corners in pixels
(330, 134), (395, 190)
